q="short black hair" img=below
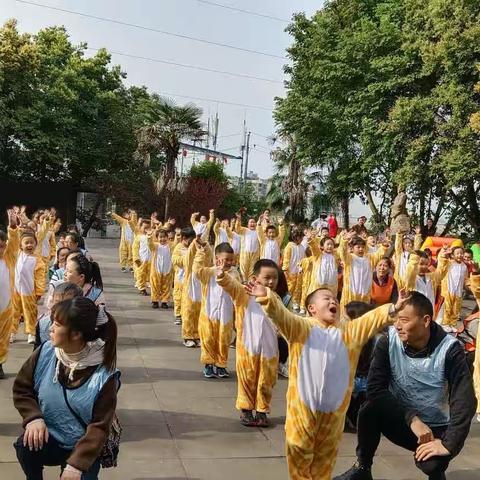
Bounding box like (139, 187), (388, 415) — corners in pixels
(253, 259), (278, 275)
(215, 242), (234, 255)
(265, 225), (276, 232)
(452, 245), (464, 255)
(181, 227), (196, 240)
(345, 301), (373, 320)
(320, 236), (334, 247)
(465, 248), (473, 256)
(350, 236), (366, 247)
(414, 249), (429, 259)
(404, 291), (433, 318)
(66, 231), (81, 245)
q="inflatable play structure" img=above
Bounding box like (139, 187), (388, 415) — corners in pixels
(421, 236), (464, 258)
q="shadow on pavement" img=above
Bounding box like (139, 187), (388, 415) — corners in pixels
(119, 366), (214, 383)
(447, 471), (480, 480)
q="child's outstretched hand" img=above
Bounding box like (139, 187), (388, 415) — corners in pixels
(215, 257), (227, 278)
(393, 288), (411, 314)
(415, 225), (422, 235)
(244, 281), (268, 298)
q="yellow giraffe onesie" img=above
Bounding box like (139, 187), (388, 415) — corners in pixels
(338, 236), (385, 310)
(0, 227), (20, 364)
(257, 222), (286, 264)
(299, 256), (314, 311)
(283, 241), (306, 307)
(132, 231), (152, 292)
(213, 219), (233, 248)
(12, 250), (45, 335)
(111, 212), (135, 269)
(404, 251), (448, 312)
(393, 233), (422, 289)
(193, 247), (235, 368)
(148, 233), (174, 303)
(172, 241), (187, 319)
(255, 289), (394, 479)
(216, 272), (278, 413)
(191, 210), (215, 242)
(440, 258), (468, 327)
(236, 221), (260, 281)
(35, 217), (53, 273)
(471, 274), (480, 415)
(307, 238), (339, 297)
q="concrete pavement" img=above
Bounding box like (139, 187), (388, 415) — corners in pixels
(0, 238), (479, 479)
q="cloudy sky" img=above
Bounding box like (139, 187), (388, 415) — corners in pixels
(2, 0), (323, 179)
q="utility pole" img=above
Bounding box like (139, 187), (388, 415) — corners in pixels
(239, 119), (247, 186)
(243, 131), (251, 182)
(213, 111), (219, 152)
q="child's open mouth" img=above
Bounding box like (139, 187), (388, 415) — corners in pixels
(329, 305), (337, 314)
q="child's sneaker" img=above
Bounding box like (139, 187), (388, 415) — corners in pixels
(299, 308), (306, 315)
(292, 303), (300, 312)
(129, 267), (134, 273)
(161, 302), (169, 309)
(278, 362), (289, 378)
(203, 364), (216, 378)
(194, 339), (201, 347)
(216, 367), (229, 378)
(240, 410), (256, 427)
(121, 267), (127, 273)
(183, 339), (196, 348)
(27, 334), (36, 345)
(255, 412), (269, 428)
(151, 302), (159, 309)
(9, 333), (15, 344)
(174, 317), (182, 325)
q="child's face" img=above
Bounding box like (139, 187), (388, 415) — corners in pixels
(0, 239), (6, 258)
(293, 236), (302, 245)
(140, 223), (149, 234)
(248, 218), (257, 230)
(221, 219), (229, 228)
(464, 252), (473, 263)
(376, 259), (390, 278)
(321, 228), (329, 237)
(323, 239), (335, 254)
(367, 236), (377, 247)
(65, 235), (78, 250)
(158, 233), (168, 245)
(167, 232), (175, 241)
(253, 267), (278, 291)
(21, 236), (37, 254)
(58, 248), (69, 266)
(216, 252), (234, 271)
(182, 236), (193, 247)
(403, 239), (413, 252)
(352, 244), (365, 256)
(418, 257), (430, 275)
(266, 228), (277, 240)
(453, 248), (464, 262)
(200, 215), (207, 224)
(307, 289), (339, 325)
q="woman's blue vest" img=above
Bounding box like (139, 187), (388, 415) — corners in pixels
(33, 341), (120, 449)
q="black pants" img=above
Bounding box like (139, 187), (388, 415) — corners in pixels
(356, 399), (451, 479)
(278, 336), (288, 364)
(14, 434), (100, 480)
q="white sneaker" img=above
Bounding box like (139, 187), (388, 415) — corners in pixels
(299, 308), (306, 315)
(293, 303), (300, 312)
(278, 362), (289, 378)
(183, 340), (196, 348)
(9, 333), (15, 344)
(194, 339), (201, 347)
(27, 334), (36, 345)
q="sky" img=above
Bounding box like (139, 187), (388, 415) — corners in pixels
(1, 0), (322, 179)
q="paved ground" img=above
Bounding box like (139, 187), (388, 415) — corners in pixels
(1, 238), (479, 479)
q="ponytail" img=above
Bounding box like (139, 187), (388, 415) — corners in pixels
(97, 311), (117, 372)
(90, 261), (103, 290)
(69, 255), (103, 290)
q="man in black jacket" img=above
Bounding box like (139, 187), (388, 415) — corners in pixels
(335, 291), (476, 480)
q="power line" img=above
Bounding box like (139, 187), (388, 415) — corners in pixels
(194, 0), (290, 23)
(156, 90), (273, 111)
(217, 132), (242, 139)
(14, 0), (286, 60)
(87, 47), (283, 84)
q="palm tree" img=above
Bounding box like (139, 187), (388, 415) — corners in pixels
(268, 133), (307, 223)
(136, 97), (205, 219)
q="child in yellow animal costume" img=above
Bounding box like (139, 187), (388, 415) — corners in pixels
(283, 230), (306, 311)
(216, 259), (280, 427)
(299, 250), (314, 315)
(132, 219), (152, 295)
(213, 218), (232, 247)
(393, 228), (422, 288)
(307, 235), (339, 298)
(110, 209), (135, 272)
(245, 283), (407, 480)
(171, 228), (196, 325)
(148, 228), (174, 309)
(191, 210), (215, 242)
(12, 229), (46, 344)
(257, 217), (285, 265)
(0, 210), (20, 376)
(193, 241), (237, 379)
(338, 233), (387, 310)
(440, 245), (468, 330)
(36, 214), (56, 274)
(235, 212), (260, 281)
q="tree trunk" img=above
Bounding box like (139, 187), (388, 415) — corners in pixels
(81, 195), (103, 237)
(341, 196), (350, 229)
(164, 194), (170, 222)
